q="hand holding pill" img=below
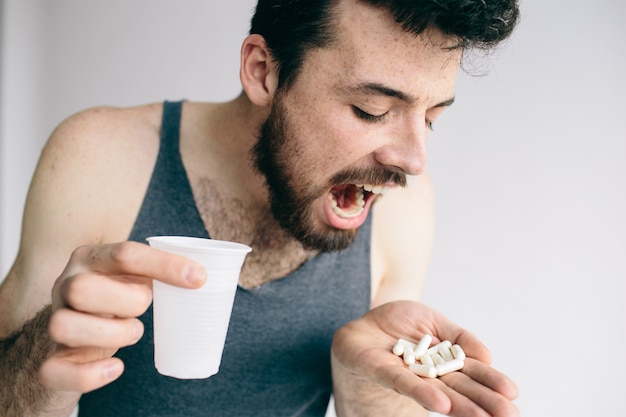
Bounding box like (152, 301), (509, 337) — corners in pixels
(331, 300), (519, 417)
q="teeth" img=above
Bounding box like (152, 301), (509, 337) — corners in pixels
(362, 184), (389, 195)
(329, 184), (390, 220)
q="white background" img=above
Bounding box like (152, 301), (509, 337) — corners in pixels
(1, 1), (625, 417)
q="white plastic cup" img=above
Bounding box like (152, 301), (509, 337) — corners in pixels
(146, 236), (251, 379)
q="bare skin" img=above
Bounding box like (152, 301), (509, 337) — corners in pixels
(0, 0), (519, 416)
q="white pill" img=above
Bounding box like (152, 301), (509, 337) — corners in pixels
(392, 342), (405, 356)
(397, 338), (417, 351)
(431, 353), (445, 365)
(403, 350), (416, 365)
(436, 358), (465, 376)
(451, 344), (466, 361)
(439, 345), (454, 362)
(426, 340), (452, 355)
(419, 354), (435, 368)
(413, 334), (433, 357)
(409, 363), (437, 378)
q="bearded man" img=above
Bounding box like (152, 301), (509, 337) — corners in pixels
(0, 0), (520, 416)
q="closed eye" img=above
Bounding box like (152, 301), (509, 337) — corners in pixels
(352, 106), (387, 123)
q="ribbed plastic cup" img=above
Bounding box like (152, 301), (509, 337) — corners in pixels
(146, 236), (251, 379)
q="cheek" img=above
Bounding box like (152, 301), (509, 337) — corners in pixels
(287, 106), (341, 168)
(285, 91), (379, 175)
(309, 121), (363, 176)
(309, 108), (372, 165)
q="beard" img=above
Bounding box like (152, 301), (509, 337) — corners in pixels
(251, 93), (406, 252)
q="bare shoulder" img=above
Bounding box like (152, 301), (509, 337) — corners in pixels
(46, 103), (163, 171)
(38, 103), (163, 238)
(370, 174), (435, 307)
(0, 103), (164, 334)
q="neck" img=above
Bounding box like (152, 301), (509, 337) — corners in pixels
(201, 92), (271, 207)
(184, 95), (315, 288)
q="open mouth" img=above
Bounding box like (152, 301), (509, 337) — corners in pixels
(328, 183), (390, 219)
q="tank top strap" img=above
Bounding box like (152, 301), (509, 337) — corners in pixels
(160, 100), (183, 154)
(127, 100), (209, 241)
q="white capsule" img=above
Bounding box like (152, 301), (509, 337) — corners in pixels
(403, 350), (416, 365)
(397, 338), (417, 351)
(426, 340), (452, 355)
(430, 353), (446, 366)
(392, 342), (405, 356)
(439, 345), (454, 362)
(436, 358), (465, 376)
(451, 344), (466, 361)
(419, 353), (435, 368)
(413, 334), (433, 358)
(431, 353), (445, 365)
(409, 363), (437, 378)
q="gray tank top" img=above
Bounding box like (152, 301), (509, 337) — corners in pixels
(78, 101), (372, 416)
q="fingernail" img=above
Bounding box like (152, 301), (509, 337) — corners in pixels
(103, 361), (123, 381)
(132, 322), (144, 342)
(185, 265), (206, 286)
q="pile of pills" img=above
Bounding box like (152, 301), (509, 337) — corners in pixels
(392, 335), (466, 378)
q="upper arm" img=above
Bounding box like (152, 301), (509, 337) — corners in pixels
(0, 105), (160, 336)
(370, 173), (435, 308)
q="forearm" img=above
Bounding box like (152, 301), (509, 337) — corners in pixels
(0, 305), (77, 417)
(331, 354), (429, 417)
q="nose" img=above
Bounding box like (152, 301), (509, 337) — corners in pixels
(372, 120), (428, 176)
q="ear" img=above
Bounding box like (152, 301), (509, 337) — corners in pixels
(240, 34), (278, 107)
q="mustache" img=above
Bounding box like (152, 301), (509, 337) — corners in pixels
(328, 167), (407, 188)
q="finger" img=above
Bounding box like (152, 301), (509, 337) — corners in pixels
(431, 321), (492, 365)
(40, 353), (124, 393)
(60, 272), (152, 317)
(69, 242), (206, 288)
(455, 332), (493, 365)
(49, 308), (144, 348)
(394, 302), (492, 364)
(462, 358), (520, 401)
(53, 346), (118, 363)
(440, 364), (520, 417)
(433, 377), (492, 417)
(374, 363), (452, 414)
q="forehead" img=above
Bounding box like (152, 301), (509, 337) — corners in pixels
(303, 0), (462, 100)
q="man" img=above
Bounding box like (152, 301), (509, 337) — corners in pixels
(0, 0), (520, 416)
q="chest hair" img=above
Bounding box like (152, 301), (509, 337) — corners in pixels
(191, 178), (316, 289)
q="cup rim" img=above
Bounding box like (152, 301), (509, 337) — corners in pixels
(146, 236), (252, 254)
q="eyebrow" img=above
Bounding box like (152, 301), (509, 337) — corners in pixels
(341, 81), (455, 108)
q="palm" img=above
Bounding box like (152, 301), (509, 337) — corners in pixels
(332, 300), (519, 417)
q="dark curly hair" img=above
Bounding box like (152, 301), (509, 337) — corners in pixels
(250, 0), (519, 89)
